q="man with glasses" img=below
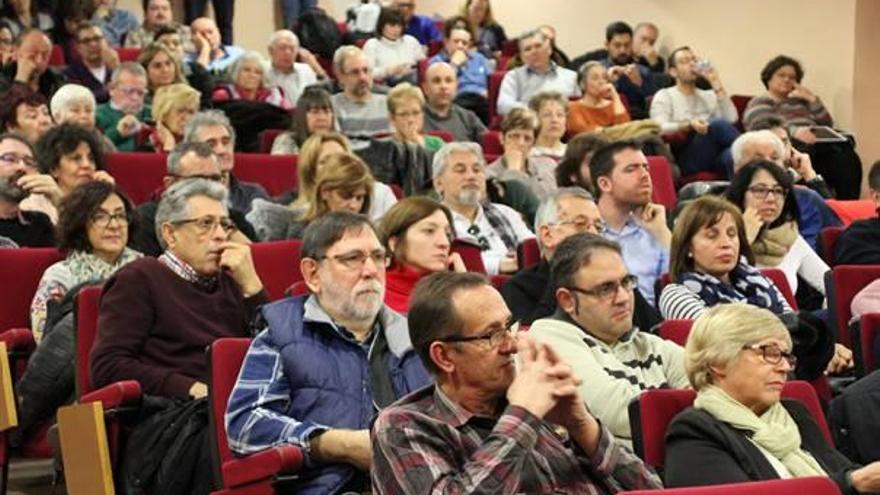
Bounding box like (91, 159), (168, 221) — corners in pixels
(0, 133), (55, 246)
(267, 30), (325, 107)
(530, 233), (689, 447)
(62, 22), (119, 103)
(433, 142), (534, 275)
(226, 212), (428, 495)
(96, 62), (152, 151)
(92, 178), (266, 401)
(125, 0), (194, 50)
(132, 141), (256, 256)
(394, 0), (441, 45)
(331, 45), (392, 138)
(372, 271), (662, 493)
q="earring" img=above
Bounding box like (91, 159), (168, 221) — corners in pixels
(687, 252), (693, 258)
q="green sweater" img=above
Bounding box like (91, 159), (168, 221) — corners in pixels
(95, 104), (153, 152)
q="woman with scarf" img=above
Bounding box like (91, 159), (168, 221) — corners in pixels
(665, 303), (880, 494)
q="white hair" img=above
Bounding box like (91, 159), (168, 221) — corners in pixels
(731, 130), (785, 168)
(50, 84), (95, 118)
(431, 141), (484, 179)
(533, 187), (595, 255)
(268, 29), (298, 47)
(229, 50), (272, 87)
(155, 178), (228, 249)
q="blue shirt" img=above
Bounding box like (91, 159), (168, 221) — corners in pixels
(405, 15), (442, 45)
(601, 58), (657, 118)
(602, 216), (669, 306)
(429, 50), (491, 96)
(187, 45), (245, 75)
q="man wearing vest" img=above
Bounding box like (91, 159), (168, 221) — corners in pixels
(225, 212), (429, 495)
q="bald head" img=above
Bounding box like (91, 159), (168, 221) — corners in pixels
(191, 17), (221, 50)
(422, 62), (457, 110)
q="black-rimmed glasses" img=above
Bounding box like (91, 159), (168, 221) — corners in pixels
(742, 343), (797, 367)
(318, 250), (388, 270)
(171, 215), (236, 235)
(439, 319), (519, 348)
(566, 274), (638, 301)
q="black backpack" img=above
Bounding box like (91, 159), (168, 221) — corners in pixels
(294, 8), (342, 60)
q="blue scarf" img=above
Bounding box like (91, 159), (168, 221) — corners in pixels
(678, 261), (787, 315)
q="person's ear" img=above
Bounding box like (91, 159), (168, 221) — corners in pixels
(708, 363), (727, 381)
(160, 223), (176, 250)
(556, 286), (576, 314)
(162, 175), (175, 188)
(301, 258), (321, 293)
(597, 175), (612, 194)
(429, 341), (456, 374)
(388, 235), (399, 254)
(537, 225), (553, 254)
(433, 175), (444, 197)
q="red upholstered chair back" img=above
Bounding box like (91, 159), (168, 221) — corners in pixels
(105, 152), (167, 205)
(731, 94), (753, 131)
(517, 238), (541, 270)
(487, 71), (506, 125)
(233, 154), (298, 197)
(451, 239), (487, 273)
(759, 268), (797, 310)
(781, 380), (833, 444)
(620, 477), (841, 495)
(74, 285), (103, 396)
(116, 47), (141, 62)
(49, 45), (65, 66)
(647, 155), (677, 210)
(658, 319), (694, 346)
(250, 240), (303, 301)
(480, 130), (504, 156)
(818, 226), (844, 266)
(828, 265), (880, 348)
(426, 129), (455, 143)
(208, 338), (251, 475)
(0, 248), (64, 332)
(857, 313), (880, 374)
(258, 129), (287, 153)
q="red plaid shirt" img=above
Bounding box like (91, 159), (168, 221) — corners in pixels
(371, 384), (662, 494)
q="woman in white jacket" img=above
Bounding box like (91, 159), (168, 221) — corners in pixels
(362, 7), (425, 87)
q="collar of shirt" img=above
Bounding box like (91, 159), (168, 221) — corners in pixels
(158, 250), (219, 290)
(432, 384), (507, 428)
(602, 213), (642, 237)
(526, 62), (557, 76)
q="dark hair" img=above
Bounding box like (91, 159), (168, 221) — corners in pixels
(301, 211), (377, 261)
(669, 195), (754, 282)
(869, 160), (880, 192)
(588, 139), (642, 198)
(760, 55), (803, 89)
(376, 7), (405, 39)
(291, 86), (334, 146)
(442, 15), (474, 41)
(550, 233), (622, 290)
(556, 132), (609, 191)
(56, 181), (138, 253)
(0, 85), (47, 132)
(75, 20), (102, 38)
(1, 3), (39, 25)
(142, 0), (168, 12)
(667, 45), (691, 70)
(725, 160), (799, 229)
(35, 123), (106, 175)
(153, 24), (179, 39)
(748, 114), (786, 132)
(0, 132), (36, 155)
(407, 271), (489, 374)
(379, 197), (455, 266)
(605, 21), (633, 42)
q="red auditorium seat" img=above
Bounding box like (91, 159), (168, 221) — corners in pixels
(658, 319), (693, 346)
(234, 154), (298, 197)
(250, 240), (304, 301)
(49, 45), (65, 66)
(818, 226), (844, 267)
(487, 71), (506, 127)
(647, 155), (676, 210)
(451, 239), (486, 273)
(628, 380), (831, 471)
(426, 129), (454, 143)
(517, 238), (541, 270)
(620, 477), (841, 495)
(258, 129), (287, 153)
(0, 248), (64, 334)
(208, 338), (303, 495)
(826, 265), (880, 348)
(480, 130), (503, 156)
(116, 47), (141, 62)
(854, 313), (880, 375)
(731, 94), (753, 131)
(105, 152), (166, 205)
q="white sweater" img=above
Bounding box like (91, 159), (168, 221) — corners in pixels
(362, 35), (425, 80)
(757, 234), (829, 296)
(649, 85), (738, 133)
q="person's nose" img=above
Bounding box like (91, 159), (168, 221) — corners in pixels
(361, 254), (381, 278)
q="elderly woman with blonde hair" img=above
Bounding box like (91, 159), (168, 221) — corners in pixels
(387, 83), (444, 152)
(50, 84), (116, 152)
(149, 83), (200, 152)
(665, 303), (880, 494)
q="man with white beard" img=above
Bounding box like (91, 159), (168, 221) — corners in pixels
(225, 211), (429, 495)
(433, 142), (535, 275)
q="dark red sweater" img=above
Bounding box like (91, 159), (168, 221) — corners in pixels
(384, 264), (432, 314)
(90, 257), (267, 398)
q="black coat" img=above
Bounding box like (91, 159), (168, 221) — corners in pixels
(835, 217), (880, 266)
(665, 400), (859, 495)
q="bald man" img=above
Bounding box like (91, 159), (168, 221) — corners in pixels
(0, 29), (66, 98)
(422, 62), (487, 143)
(189, 17), (243, 74)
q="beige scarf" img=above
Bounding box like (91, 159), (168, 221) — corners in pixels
(752, 221), (798, 267)
(694, 385), (827, 478)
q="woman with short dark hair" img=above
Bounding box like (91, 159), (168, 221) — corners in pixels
(362, 7), (424, 86)
(270, 86), (336, 155)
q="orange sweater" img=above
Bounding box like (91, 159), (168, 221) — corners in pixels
(567, 101), (631, 135)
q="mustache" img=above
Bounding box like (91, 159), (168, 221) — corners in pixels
(354, 280), (384, 295)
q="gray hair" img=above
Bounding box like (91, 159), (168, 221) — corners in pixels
(634, 21), (659, 34)
(534, 186), (594, 232)
(166, 141), (217, 175)
(49, 84), (95, 118)
(517, 28), (547, 48)
(686, 303), (790, 390)
(229, 50), (271, 87)
(110, 62), (147, 86)
(431, 141), (484, 179)
(268, 29), (298, 48)
(183, 110), (237, 148)
(333, 45), (368, 75)
(155, 178), (228, 249)
(731, 130), (785, 168)
(301, 211), (377, 261)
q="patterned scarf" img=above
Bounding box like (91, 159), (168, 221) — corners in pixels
(678, 260), (787, 315)
(158, 250), (219, 291)
(66, 248), (142, 286)
(481, 202), (518, 251)
(695, 385), (827, 478)
(752, 221), (799, 267)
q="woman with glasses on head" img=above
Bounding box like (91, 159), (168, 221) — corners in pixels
(30, 181), (141, 343)
(665, 303), (880, 494)
(270, 86), (336, 156)
(379, 197), (465, 313)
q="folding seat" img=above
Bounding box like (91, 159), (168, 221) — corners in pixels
(104, 152), (166, 205)
(620, 477), (841, 495)
(658, 319), (693, 346)
(480, 130), (503, 156)
(233, 154), (298, 197)
(853, 313), (879, 375)
(49, 45), (65, 66)
(646, 155), (676, 210)
(731, 94), (753, 131)
(115, 48), (141, 62)
(818, 226), (844, 267)
(250, 240), (304, 301)
(825, 265), (880, 348)
(207, 338), (303, 495)
(516, 238), (541, 270)
(450, 239), (508, 289)
(257, 129), (287, 153)
(486, 71), (506, 127)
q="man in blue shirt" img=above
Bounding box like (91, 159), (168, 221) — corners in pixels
(189, 17), (244, 75)
(429, 23), (491, 122)
(591, 140), (671, 306)
(601, 21), (656, 119)
(394, 0), (441, 45)
(226, 212), (429, 495)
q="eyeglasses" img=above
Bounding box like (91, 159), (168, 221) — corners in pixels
(742, 343), (797, 367)
(566, 274), (638, 301)
(747, 185), (787, 200)
(466, 224), (490, 251)
(0, 153), (37, 168)
(555, 217), (605, 234)
(118, 86), (147, 98)
(319, 249), (388, 270)
(78, 35), (104, 45)
(171, 215), (236, 235)
(91, 211), (130, 228)
(439, 318), (519, 348)
(168, 173), (224, 182)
